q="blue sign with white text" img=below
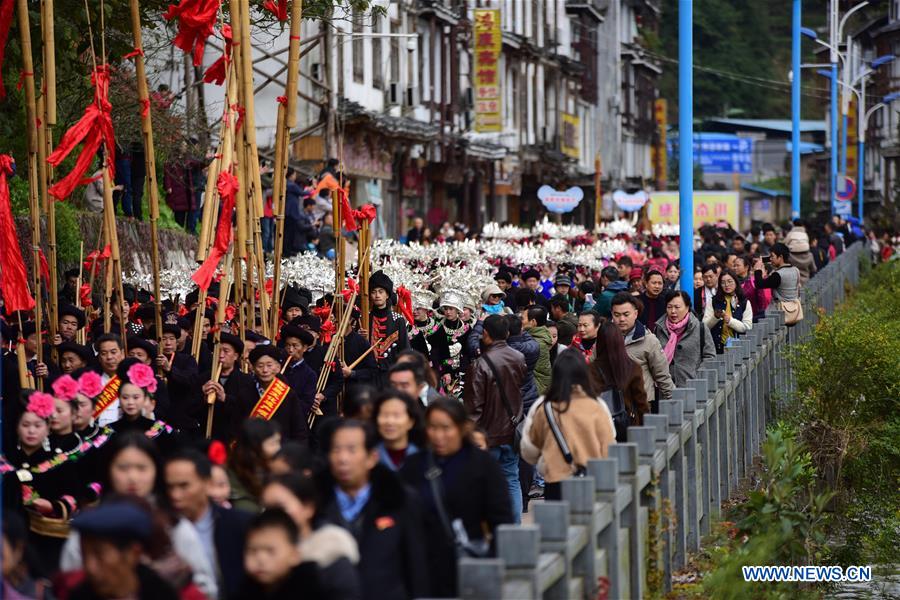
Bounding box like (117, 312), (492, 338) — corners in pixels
(669, 134), (754, 175)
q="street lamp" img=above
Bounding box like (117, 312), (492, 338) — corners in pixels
(858, 92), (900, 219)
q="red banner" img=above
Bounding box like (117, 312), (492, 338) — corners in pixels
(0, 155), (36, 313)
(192, 171), (238, 291)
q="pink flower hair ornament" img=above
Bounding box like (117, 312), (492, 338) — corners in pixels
(126, 363), (158, 395)
(77, 371), (104, 398)
(51, 375), (80, 401)
(27, 392), (56, 420)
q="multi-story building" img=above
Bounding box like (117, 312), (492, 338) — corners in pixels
(158, 0), (662, 237)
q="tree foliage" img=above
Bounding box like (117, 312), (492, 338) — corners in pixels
(0, 0), (381, 164)
(656, 0), (879, 121)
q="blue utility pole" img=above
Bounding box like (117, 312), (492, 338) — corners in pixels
(857, 138), (864, 219)
(679, 0), (693, 298)
(830, 61), (838, 216)
(841, 113), (848, 175)
(791, 0), (801, 219)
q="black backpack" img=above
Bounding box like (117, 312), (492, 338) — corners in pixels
(596, 365), (632, 442)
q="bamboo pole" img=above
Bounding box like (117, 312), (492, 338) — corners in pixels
(128, 0), (163, 349)
(76, 242), (86, 345)
(16, 314), (36, 389)
(205, 251), (234, 439)
(17, 0), (45, 387)
(101, 165), (126, 350)
(270, 0), (304, 336)
(309, 290), (357, 429)
(359, 218), (370, 333)
(42, 0), (56, 126)
(194, 67), (239, 361)
(269, 102), (287, 336)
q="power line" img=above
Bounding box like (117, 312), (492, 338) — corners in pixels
(643, 50), (830, 100)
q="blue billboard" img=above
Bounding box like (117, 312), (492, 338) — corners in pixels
(669, 133), (753, 175)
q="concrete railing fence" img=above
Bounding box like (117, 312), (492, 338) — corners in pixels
(457, 243), (866, 600)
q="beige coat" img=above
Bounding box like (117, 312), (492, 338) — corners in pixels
(520, 390), (616, 483)
(623, 320), (675, 401)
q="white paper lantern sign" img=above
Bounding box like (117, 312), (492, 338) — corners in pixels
(538, 185), (584, 214)
(612, 189), (649, 212)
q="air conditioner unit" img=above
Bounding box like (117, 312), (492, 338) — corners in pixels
(387, 81), (401, 105)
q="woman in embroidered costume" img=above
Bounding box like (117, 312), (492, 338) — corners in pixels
(2, 389), (82, 573)
(54, 372), (113, 507)
(433, 290), (472, 398)
(109, 358), (175, 444)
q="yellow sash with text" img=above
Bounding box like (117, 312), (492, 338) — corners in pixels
(250, 378), (290, 421)
(93, 375), (121, 418)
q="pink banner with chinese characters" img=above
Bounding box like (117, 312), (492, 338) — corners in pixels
(648, 191), (739, 230)
(473, 9), (502, 133)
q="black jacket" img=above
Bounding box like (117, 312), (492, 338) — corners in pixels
(70, 564), (179, 600)
(284, 359), (317, 417)
(305, 344), (344, 417)
(161, 351), (200, 433)
(342, 331), (377, 386)
(230, 561), (326, 600)
(196, 367), (257, 442)
(400, 445), (513, 597)
(317, 464), (428, 600)
(211, 503), (253, 592)
(236, 376), (310, 443)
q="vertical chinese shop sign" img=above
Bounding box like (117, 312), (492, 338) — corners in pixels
(473, 9), (502, 132)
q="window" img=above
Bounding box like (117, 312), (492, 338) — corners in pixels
(373, 17), (384, 89)
(390, 20), (400, 83)
(352, 10), (364, 83)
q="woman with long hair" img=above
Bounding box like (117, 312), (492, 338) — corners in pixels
(260, 473), (362, 600)
(655, 290), (717, 387)
(521, 349), (616, 501)
(58, 431), (218, 599)
(703, 268), (753, 354)
(227, 418), (281, 513)
(372, 389), (425, 471)
(400, 398), (512, 598)
(591, 322), (650, 432)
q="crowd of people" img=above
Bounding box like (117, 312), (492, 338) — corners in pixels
(0, 211), (886, 599)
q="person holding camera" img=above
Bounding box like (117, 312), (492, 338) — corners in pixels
(753, 243), (803, 325)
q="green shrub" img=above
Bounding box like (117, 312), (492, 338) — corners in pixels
(700, 427), (832, 600)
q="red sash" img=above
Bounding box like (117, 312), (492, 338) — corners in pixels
(93, 375), (121, 418)
(249, 378), (290, 421)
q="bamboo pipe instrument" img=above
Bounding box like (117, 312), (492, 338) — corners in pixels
(129, 0), (163, 350)
(17, 0), (45, 386)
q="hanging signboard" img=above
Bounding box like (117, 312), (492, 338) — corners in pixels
(648, 191), (740, 229)
(561, 113), (580, 159)
(538, 185), (584, 214)
(613, 189), (649, 212)
(473, 9), (502, 133)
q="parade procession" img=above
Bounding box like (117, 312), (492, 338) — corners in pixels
(1, 0), (899, 599)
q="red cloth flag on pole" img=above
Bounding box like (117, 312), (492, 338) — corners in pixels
(192, 171), (238, 291)
(0, 155), (36, 313)
(46, 66), (115, 200)
(163, 0), (222, 66)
